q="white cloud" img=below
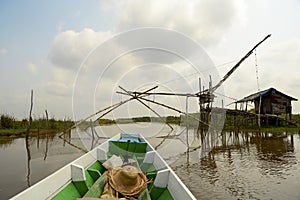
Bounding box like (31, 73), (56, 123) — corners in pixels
(48, 28), (111, 70)
(103, 0), (244, 46)
(43, 0), (300, 118)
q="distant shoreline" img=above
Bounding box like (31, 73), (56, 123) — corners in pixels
(1, 114), (299, 137)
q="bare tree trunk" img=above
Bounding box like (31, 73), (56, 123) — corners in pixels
(27, 90), (33, 133)
(258, 95), (262, 130)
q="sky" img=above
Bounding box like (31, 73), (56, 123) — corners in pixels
(1, 0), (300, 120)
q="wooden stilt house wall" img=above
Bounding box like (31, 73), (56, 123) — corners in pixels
(237, 87), (297, 117)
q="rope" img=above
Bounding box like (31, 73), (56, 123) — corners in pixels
(255, 49), (260, 92)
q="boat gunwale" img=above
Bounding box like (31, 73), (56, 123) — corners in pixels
(10, 133), (196, 200)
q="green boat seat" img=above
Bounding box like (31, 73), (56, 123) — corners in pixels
(73, 170), (95, 196)
(83, 174), (107, 198)
(87, 161), (107, 181)
(149, 186), (174, 200)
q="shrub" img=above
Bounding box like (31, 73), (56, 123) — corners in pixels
(0, 114), (15, 129)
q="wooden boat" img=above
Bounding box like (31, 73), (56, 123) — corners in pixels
(10, 133), (196, 200)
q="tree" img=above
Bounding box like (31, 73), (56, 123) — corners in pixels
(0, 114), (14, 129)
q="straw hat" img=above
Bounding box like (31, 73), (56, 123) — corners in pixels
(108, 165), (147, 197)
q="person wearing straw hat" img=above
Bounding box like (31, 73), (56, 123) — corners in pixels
(100, 165), (148, 199)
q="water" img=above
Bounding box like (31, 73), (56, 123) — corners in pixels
(172, 132), (300, 200)
(0, 124), (300, 200)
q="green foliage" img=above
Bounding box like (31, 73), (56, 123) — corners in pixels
(291, 114), (300, 124)
(132, 116), (151, 122)
(129, 116), (180, 124)
(166, 116), (180, 124)
(97, 118), (115, 125)
(0, 114), (15, 129)
(0, 113), (74, 136)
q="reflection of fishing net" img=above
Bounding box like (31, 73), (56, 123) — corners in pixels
(27, 130), (87, 160)
(76, 122), (183, 152)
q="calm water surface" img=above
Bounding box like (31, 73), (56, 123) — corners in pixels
(0, 123), (300, 199)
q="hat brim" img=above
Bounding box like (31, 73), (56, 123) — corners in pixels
(108, 168), (147, 197)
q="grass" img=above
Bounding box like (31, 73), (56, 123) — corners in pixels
(0, 128), (62, 137)
(0, 114), (74, 137)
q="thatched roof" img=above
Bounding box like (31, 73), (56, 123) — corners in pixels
(236, 87), (297, 103)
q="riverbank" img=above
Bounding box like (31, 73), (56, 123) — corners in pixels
(1, 123), (299, 137)
(1, 114), (299, 137)
(0, 114), (74, 137)
(0, 128), (67, 137)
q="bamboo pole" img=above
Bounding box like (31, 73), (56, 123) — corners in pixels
(197, 77), (203, 134)
(58, 86), (158, 152)
(118, 86), (174, 131)
(258, 95), (262, 129)
(134, 95), (211, 127)
(198, 34), (271, 95)
(186, 96), (189, 149)
(94, 86), (158, 122)
(116, 91), (198, 97)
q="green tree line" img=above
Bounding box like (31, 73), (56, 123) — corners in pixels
(0, 113), (74, 130)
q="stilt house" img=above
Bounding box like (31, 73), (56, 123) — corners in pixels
(237, 88), (297, 118)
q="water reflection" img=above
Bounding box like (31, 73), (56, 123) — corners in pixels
(25, 134), (31, 187)
(0, 137), (14, 148)
(173, 129), (299, 200)
(1, 124), (300, 200)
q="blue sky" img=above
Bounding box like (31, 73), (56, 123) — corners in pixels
(1, 0), (300, 120)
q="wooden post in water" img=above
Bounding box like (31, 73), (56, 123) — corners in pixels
(198, 77), (204, 132)
(209, 75), (212, 109)
(186, 96), (189, 149)
(258, 95), (262, 129)
(199, 77), (202, 126)
(45, 109), (49, 128)
(27, 90), (33, 133)
(234, 103), (237, 128)
(26, 89), (33, 187)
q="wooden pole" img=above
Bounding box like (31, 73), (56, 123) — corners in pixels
(258, 95), (262, 129)
(27, 89), (33, 133)
(136, 96), (210, 127)
(58, 86), (157, 152)
(186, 96), (189, 149)
(209, 75), (213, 109)
(197, 77), (203, 132)
(26, 89), (33, 187)
(118, 86), (174, 131)
(45, 109), (49, 128)
(199, 77), (202, 117)
(201, 34), (271, 94)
